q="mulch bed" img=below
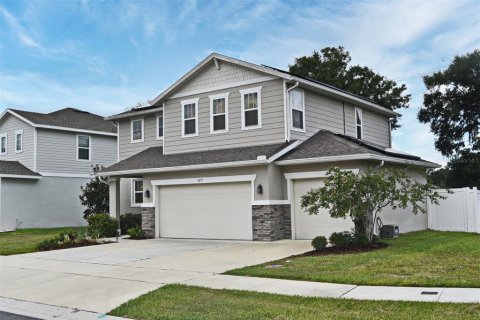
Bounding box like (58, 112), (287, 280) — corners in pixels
(39, 240), (112, 252)
(291, 242), (388, 258)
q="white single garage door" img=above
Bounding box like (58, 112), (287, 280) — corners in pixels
(293, 178), (354, 240)
(158, 182), (253, 240)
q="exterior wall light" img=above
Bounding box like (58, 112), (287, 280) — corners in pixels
(145, 189), (150, 198)
(257, 184), (263, 195)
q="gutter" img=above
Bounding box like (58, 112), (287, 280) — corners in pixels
(275, 154), (440, 168)
(99, 159), (269, 176)
(105, 106), (163, 121)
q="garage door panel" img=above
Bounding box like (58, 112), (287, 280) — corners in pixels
(158, 182), (252, 240)
(293, 179), (354, 240)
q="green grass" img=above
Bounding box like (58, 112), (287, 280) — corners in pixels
(109, 284), (480, 320)
(0, 227), (86, 255)
(226, 230), (480, 288)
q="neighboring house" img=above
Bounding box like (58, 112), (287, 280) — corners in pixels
(101, 53), (439, 241)
(0, 108), (117, 230)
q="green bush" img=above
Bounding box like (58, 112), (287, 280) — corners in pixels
(120, 213), (142, 235)
(329, 231), (354, 248)
(87, 213), (118, 238)
(311, 236), (328, 250)
(127, 226), (144, 240)
(37, 229), (98, 251)
(352, 233), (369, 247)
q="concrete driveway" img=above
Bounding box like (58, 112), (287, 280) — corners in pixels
(0, 238), (310, 314)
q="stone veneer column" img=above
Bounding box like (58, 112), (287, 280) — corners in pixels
(141, 207), (155, 238)
(252, 205), (291, 241)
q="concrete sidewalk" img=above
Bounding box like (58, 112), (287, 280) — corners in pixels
(179, 274), (480, 303)
(0, 297), (130, 320)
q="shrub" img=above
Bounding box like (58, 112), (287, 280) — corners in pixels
(127, 226), (144, 240)
(120, 213), (142, 235)
(311, 236), (328, 250)
(329, 231), (354, 248)
(37, 229), (98, 251)
(352, 233), (369, 247)
(87, 213), (118, 238)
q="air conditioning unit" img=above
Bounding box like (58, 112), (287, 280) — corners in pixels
(380, 225), (399, 238)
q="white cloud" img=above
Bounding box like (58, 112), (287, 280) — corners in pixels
(0, 5), (42, 50)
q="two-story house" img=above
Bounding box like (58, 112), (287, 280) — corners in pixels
(101, 53), (439, 241)
(0, 108), (117, 231)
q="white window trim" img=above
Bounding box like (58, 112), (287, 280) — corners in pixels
(0, 133), (7, 156)
(240, 86), (262, 130)
(156, 110), (164, 141)
(289, 88), (306, 133)
(181, 98), (199, 138)
(131, 118), (144, 143)
(14, 130), (23, 153)
(76, 134), (91, 162)
(209, 92), (229, 134)
(131, 178), (144, 207)
(355, 107), (363, 139)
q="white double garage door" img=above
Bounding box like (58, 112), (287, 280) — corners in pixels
(155, 178), (353, 240)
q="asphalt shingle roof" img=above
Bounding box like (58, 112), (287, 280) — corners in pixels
(0, 161), (41, 177)
(278, 130), (436, 165)
(103, 142), (291, 173)
(9, 108), (117, 134)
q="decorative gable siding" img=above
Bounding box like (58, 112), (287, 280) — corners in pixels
(291, 88), (390, 147)
(36, 128), (117, 174)
(118, 116), (162, 161)
(0, 114), (35, 170)
(164, 78), (286, 155)
(173, 61), (272, 97)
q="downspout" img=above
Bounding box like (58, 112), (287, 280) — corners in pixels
(375, 160), (385, 169)
(285, 81), (300, 142)
(342, 101), (346, 135)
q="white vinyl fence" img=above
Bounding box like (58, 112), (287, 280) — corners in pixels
(428, 187), (480, 233)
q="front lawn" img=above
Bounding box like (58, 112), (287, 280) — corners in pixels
(0, 227), (86, 255)
(109, 284), (480, 320)
(226, 230), (480, 288)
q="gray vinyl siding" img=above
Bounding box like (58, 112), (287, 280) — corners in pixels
(0, 114), (35, 170)
(291, 88), (391, 147)
(174, 60), (270, 96)
(118, 116), (163, 161)
(36, 128), (117, 174)
(164, 79), (286, 154)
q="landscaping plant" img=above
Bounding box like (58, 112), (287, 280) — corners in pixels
(79, 165), (109, 219)
(311, 236), (328, 250)
(127, 226), (145, 239)
(120, 213), (142, 234)
(87, 213), (118, 238)
(37, 229), (99, 251)
(301, 167), (444, 243)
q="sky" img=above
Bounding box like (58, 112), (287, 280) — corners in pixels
(0, 0), (479, 166)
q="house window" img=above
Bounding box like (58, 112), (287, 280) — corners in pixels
(0, 134), (6, 155)
(289, 89), (305, 131)
(15, 130), (23, 153)
(181, 98), (199, 137)
(240, 86), (262, 130)
(132, 179), (144, 205)
(131, 119), (144, 143)
(355, 108), (363, 139)
(77, 135), (91, 161)
(157, 111), (164, 140)
(209, 92), (229, 133)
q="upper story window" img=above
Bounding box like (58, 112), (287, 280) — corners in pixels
(132, 179), (143, 205)
(355, 107), (363, 139)
(157, 111), (164, 140)
(0, 133), (7, 155)
(131, 119), (144, 143)
(15, 130), (23, 153)
(209, 92), (229, 134)
(181, 98), (199, 137)
(289, 89), (305, 132)
(240, 86), (262, 130)
(77, 135), (91, 161)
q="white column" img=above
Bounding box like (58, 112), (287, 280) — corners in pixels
(109, 177), (121, 220)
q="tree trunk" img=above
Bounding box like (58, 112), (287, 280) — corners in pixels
(365, 211), (375, 243)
